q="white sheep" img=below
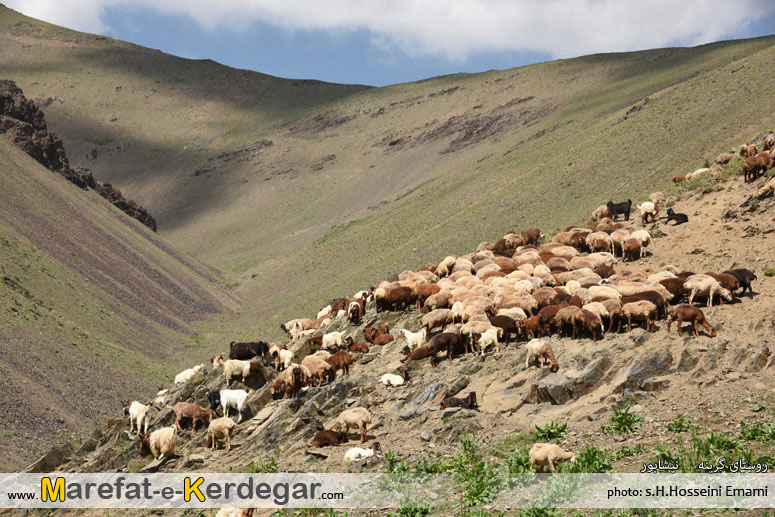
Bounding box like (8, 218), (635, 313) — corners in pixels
(219, 389), (249, 423)
(380, 368), (409, 389)
(400, 328), (427, 350)
(206, 417), (236, 451)
(316, 305), (332, 320)
(436, 255), (456, 277)
(477, 327), (501, 355)
(322, 331), (344, 350)
(140, 426), (177, 461)
(344, 442), (382, 462)
(524, 338), (548, 369)
(333, 407), (372, 443)
(276, 349), (293, 370)
(638, 201), (658, 224)
(629, 230), (651, 257)
(124, 401), (149, 437)
(222, 359), (255, 383)
(684, 275), (732, 307)
(174, 364), (203, 384)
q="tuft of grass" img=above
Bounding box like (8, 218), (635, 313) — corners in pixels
(615, 444), (645, 460)
(602, 401), (642, 435)
(531, 421), (567, 442)
(764, 268), (775, 277)
(666, 413), (690, 433)
(244, 454), (279, 473)
(739, 421), (775, 442)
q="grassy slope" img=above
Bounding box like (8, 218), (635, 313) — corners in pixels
(0, 139), (233, 469)
(1, 9), (773, 339)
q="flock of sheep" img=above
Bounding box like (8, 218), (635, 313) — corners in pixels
(119, 132), (772, 485)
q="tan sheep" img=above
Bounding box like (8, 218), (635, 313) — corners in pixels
(140, 426), (177, 461)
(622, 300), (657, 332)
(684, 274), (732, 307)
(529, 443), (576, 473)
(333, 407), (372, 443)
(206, 417), (236, 451)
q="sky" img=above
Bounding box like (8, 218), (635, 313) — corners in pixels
(6, 1), (775, 86)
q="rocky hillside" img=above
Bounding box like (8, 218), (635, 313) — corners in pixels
(42, 148), (775, 516)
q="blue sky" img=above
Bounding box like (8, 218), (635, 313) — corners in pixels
(8, 1), (775, 86)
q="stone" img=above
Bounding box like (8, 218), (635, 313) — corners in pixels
(536, 355), (612, 405)
(614, 349), (672, 393)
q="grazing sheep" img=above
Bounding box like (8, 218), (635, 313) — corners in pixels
(206, 417), (236, 451)
(638, 201), (659, 224)
(333, 407), (372, 443)
(740, 143), (758, 157)
(168, 403), (215, 433)
(529, 443), (576, 473)
(400, 345), (439, 365)
(743, 153), (769, 182)
(301, 356), (335, 386)
(704, 272), (740, 295)
(124, 401), (149, 437)
(421, 308), (454, 333)
(763, 133), (775, 151)
(268, 364), (309, 399)
(413, 283), (441, 310)
(436, 255), (457, 277)
(684, 275), (732, 307)
(174, 364), (203, 384)
(311, 429), (349, 447)
(524, 339), (559, 372)
(326, 350), (355, 376)
(606, 199), (632, 221)
(622, 238), (641, 262)
(223, 359), (261, 383)
(400, 328), (427, 350)
(440, 392), (479, 410)
(380, 367), (410, 389)
(518, 316), (542, 340)
(477, 327), (501, 355)
(629, 230), (651, 257)
(672, 176), (686, 184)
(649, 192), (666, 205)
(322, 331), (345, 350)
(582, 302), (609, 331)
(622, 300), (657, 332)
(667, 304), (716, 337)
(139, 426), (177, 460)
(590, 204), (613, 221)
(755, 177), (775, 199)
(665, 207), (688, 225)
(344, 442), (382, 462)
(723, 268), (757, 296)
(219, 389), (249, 423)
(715, 152), (735, 165)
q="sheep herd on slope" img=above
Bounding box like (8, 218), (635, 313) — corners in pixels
(122, 133), (772, 478)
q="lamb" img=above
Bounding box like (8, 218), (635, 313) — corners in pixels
(684, 274), (732, 307)
(440, 392), (478, 410)
(524, 339), (558, 371)
(665, 207), (688, 225)
(153, 387), (169, 406)
(333, 407), (372, 443)
(311, 429), (349, 447)
(477, 327), (501, 355)
(517, 316), (542, 340)
(522, 228), (544, 246)
(275, 348), (293, 371)
(228, 341), (268, 361)
(622, 300), (657, 332)
(223, 359), (261, 383)
(620, 291), (670, 319)
(124, 401), (149, 437)
(139, 426), (177, 460)
(219, 389), (249, 423)
(344, 442), (382, 462)
(326, 350), (355, 376)
(638, 201), (659, 224)
(167, 402), (215, 433)
(206, 417), (236, 451)
(322, 331), (345, 350)
(723, 268), (757, 296)
(421, 308), (454, 333)
(529, 443), (576, 473)
(268, 364), (309, 399)
(174, 364), (203, 384)
(317, 304), (333, 320)
(606, 199), (632, 221)
(667, 304), (716, 337)
(400, 328), (427, 350)
(380, 367), (410, 388)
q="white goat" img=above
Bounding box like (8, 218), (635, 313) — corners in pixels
(219, 389), (249, 423)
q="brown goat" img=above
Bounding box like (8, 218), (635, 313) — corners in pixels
(400, 345), (438, 365)
(667, 304), (716, 337)
(440, 392), (478, 410)
(311, 429), (349, 447)
(326, 350), (355, 376)
(167, 403), (215, 433)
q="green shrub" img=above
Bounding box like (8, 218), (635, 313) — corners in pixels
(615, 444), (645, 459)
(245, 454), (278, 473)
(531, 422), (567, 442)
(562, 445), (614, 473)
(740, 421), (775, 442)
(602, 402), (642, 435)
(666, 414), (690, 433)
(764, 268), (775, 277)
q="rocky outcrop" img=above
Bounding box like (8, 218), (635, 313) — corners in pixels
(0, 80), (156, 231)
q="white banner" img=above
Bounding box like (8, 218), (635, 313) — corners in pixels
(2, 473), (775, 509)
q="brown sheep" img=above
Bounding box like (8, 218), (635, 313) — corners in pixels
(658, 278), (688, 302)
(268, 364), (309, 399)
(763, 133), (775, 151)
(667, 304), (716, 337)
(384, 286), (414, 311)
(301, 356), (335, 386)
(705, 272), (740, 295)
(522, 228), (544, 246)
(345, 336), (370, 353)
(715, 152), (734, 165)
(672, 176), (686, 184)
(572, 309), (603, 341)
(311, 429), (349, 447)
(400, 345), (438, 365)
(553, 306), (583, 337)
(373, 331), (395, 346)
(413, 283), (441, 309)
(167, 403), (215, 433)
(622, 300), (657, 332)
(326, 350), (355, 376)
(622, 238), (641, 262)
(517, 316), (542, 340)
(739, 143), (758, 157)
(743, 153), (769, 182)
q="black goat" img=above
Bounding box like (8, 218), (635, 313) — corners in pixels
(440, 391), (478, 410)
(723, 268), (757, 296)
(207, 391), (221, 411)
(228, 341), (269, 361)
(606, 199), (632, 221)
(665, 208), (688, 225)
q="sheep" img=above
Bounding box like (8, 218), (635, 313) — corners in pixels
(436, 255), (457, 277)
(280, 318), (317, 336)
(487, 314), (518, 344)
(268, 364), (309, 399)
(572, 309), (603, 340)
(529, 443), (576, 473)
(666, 207), (688, 225)
(421, 308), (454, 333)
(553, 306), (583, 337)
(206, 417), (236, 451)
(219, 389), (249, 423)
(764, 133), (775, 151)
(649, 192), (666, 205)
(590, 204), (613, 221)
(317, 304), (333, 320)
(525, 339), (557, 371)
(704, 272), (740, 295)
(380, 367), (410, 388)
(333, 407), (371, 443)
(223, 359), (261, 383)
(629, 229), (651, 257)
(228, 341), (269, 361)
(301, 355), (335, 386)
(167, 402), (215, 433)
(460, 320), (496, 354)
(275, 348), (293, 371)
(622, 238), (641, 262)
(210, 353), (225, 368)
(400, 328), (427, 350)
(344, 442), (382, 462)
(672, 176), (686, 184)
(124, 401), (149, 437)
(345, 336), (370, 353)
(174, 364), (203, 384)
(585, 232), (613, 253)
(582, 302), (609, 330)
(517, 316), (542, 340)
(139, 426), (177, 460)
(153, 387), (169, 406)
(740, 143), (758, 157)
(326, 350), (355, 376)
(322, 331), (345, 350)
(620, 291), (670, 319)
(638, 201), (659, 224)
(347, 300), (365, 324)
(477, 327), (501, 355)
(373, 331), (395, 346)
(755, 176), (775, 199)
(606, 199), (632, 221)
(622, 300), (657, 332)
(522, 228), (544, 246)
(684, 275), (732, 307)
(723, 268), (757, 296)
(743, 153), (769, 182)
(440, 392), (478, 410)
(311, 429), (349, 447)
(667, 304), (716, 337)
(400, 345), (439, 365)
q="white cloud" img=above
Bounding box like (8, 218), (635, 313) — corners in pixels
(5, 0), (771, 61)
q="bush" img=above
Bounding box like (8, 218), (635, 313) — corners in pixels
(244, 454), (278, 473)
(531, 422), (567, 442)
(740, 421), (775, 442)
(602, 402), (642, 435)
(764, 268), (775, 277)
(666, 413), (690, 433)
(562, 445), (614, 473)
(615, 444), (645, 459)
